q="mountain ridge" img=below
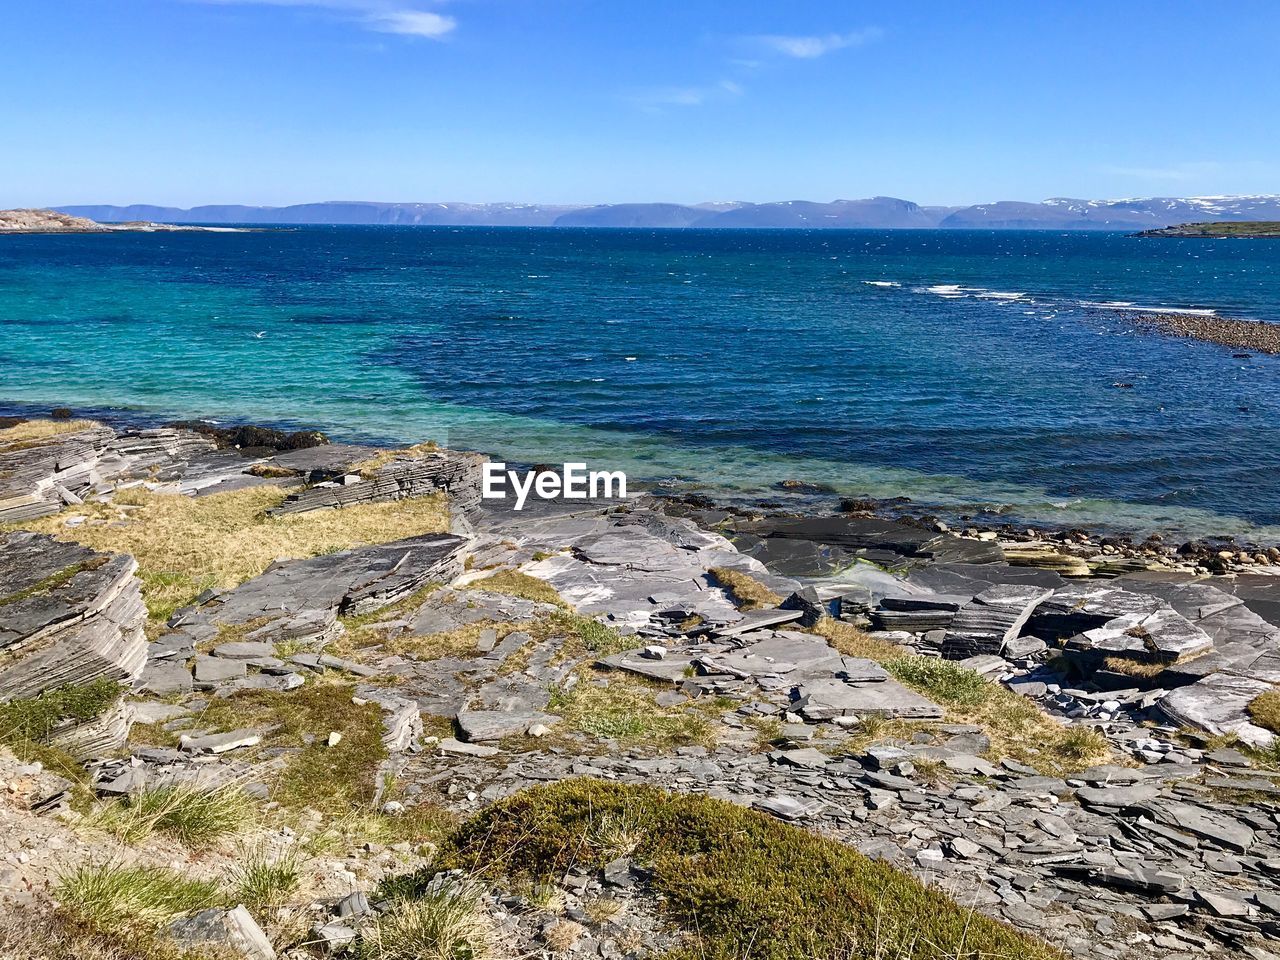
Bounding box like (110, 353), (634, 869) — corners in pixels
(53, 194), (1280, 230)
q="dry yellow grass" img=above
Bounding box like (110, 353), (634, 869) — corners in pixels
(1102, 655), (1168, 679)
(466, 569), (563, 606)
(708, 567), (782, 610)
(352, 441), (440, 478)
(1248, 690), (1280, 734)
(812, 617), (906, 662)
(815, 618), (1111, 774)
(14, 486), (447, 623)
(0, 418), (101, 447)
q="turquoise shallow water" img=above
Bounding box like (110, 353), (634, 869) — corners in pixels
(2, 227), (1279, 538)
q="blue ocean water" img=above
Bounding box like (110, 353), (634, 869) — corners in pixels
(2, 227), (1279, 538)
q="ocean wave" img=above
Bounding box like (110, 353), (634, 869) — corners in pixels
(861, 280), (901, 287)
(914, 284), (1030, 301)
(1079, 300), (1218, 317)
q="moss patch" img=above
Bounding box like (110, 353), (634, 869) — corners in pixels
(187, 682), (387, 814)
(414, 779), (1061, 960)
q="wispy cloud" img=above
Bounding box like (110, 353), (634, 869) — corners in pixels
(749, 27), (883, 59)
(365, 8), (454, 37)
(628, 78), (744, 112)
(190, 0), (456, 39)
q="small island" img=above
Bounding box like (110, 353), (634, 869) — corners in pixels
(1135, 220), (1280, 238)
(0, 208), (245, 234)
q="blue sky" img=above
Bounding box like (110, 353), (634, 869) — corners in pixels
(4, 0), (1279, 206)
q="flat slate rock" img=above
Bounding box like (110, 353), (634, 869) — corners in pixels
(456, 710), (557, 742)
(166, 534), (468, 640)
(710, 608), (804, 637)
(1159, 673), (1276, 747)
(794, 677), (944, 721)
(753, 794), (825, 821)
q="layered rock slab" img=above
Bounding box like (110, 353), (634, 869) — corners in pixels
(0, 531), (147, 700)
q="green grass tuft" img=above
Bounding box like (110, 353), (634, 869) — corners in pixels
(229, 847), (301, 914)
(884, 657), (992, 708)
(96, 783), (254, 848)
(56, 863), (222, 932)
(357, 878), (495, 960)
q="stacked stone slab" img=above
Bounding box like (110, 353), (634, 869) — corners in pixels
(0, 425), (115, 521)
(1030, 582), (1215, 665)
(0, 532), (146, 754)
(267, 449), (487, 516)
(0, 423), (216, 522)
(872, 595), (965, 633)
(940, 584), (1054, 659)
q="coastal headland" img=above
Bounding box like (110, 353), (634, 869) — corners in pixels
(1136, 221), (1280, 238)
(1, 411), (1279, 958)
(0, 208), (248, 234)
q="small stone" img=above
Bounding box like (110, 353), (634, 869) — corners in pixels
(179, 729), (262, 754)
(312, 922), (357, 954)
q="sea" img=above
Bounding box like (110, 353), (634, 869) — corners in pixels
(2, 226), (1279, 539)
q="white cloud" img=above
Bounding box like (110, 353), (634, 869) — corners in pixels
(189, 0), (456, 39)
(366, 9), (455, 37)
(628, 78), (744, 112)
(751, 27), (883, 59)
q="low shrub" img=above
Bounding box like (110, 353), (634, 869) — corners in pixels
(421, 779), (1061, 960)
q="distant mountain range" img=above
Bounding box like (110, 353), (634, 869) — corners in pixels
(54, 195), (1280, 230)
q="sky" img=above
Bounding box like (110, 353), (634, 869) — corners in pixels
(3, 0), (1279, 207)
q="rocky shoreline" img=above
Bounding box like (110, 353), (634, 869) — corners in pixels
(2, 412), (1280, 959)
(1131, 311), (1280, 356)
